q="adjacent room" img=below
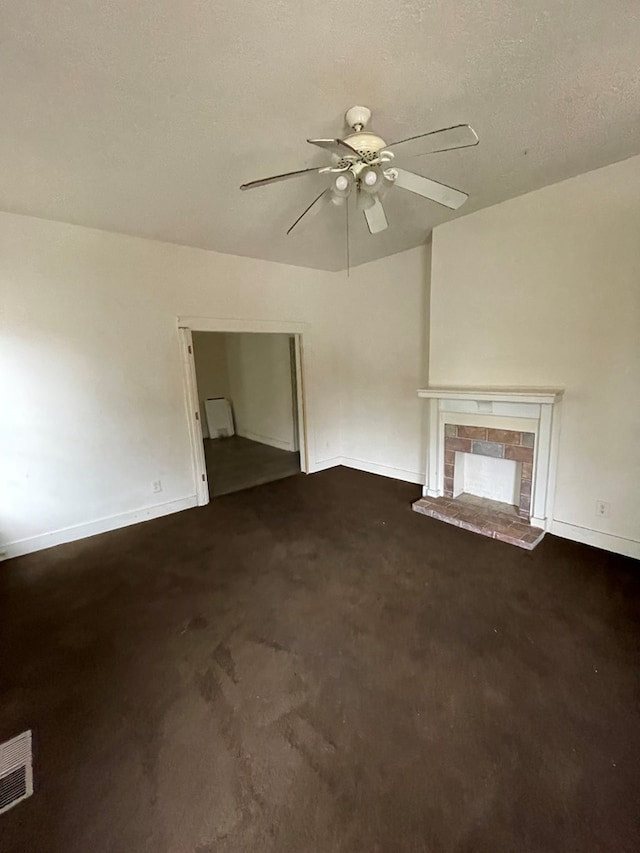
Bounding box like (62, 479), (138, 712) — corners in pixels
(191, 331), (302, 497)
(1, 2), (639, 852)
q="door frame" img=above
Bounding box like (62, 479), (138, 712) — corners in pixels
(177, 316), (310, 506)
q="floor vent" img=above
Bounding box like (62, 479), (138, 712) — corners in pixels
(0, 731), (33, 815)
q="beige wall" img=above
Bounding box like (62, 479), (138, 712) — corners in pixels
(225, 333), (296, 451)
(12, 151), (638, 560)
(0, 211), (344, 556)
(1, 210), (428, 558)
(4, 149), (638, 560)
(430, 155), (640, 555)
(340, 244), (431, 483)
(192, 332), (230, 438)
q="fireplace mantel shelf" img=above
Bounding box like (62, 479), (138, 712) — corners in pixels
(417, 386), (564, 405)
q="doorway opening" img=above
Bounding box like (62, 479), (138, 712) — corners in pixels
(179, 324), (307, 503)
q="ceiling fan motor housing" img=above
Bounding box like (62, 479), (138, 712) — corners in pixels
(343, 131), (387, 158)
(331, 131), (390, 185)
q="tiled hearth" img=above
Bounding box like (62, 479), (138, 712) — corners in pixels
(413, 494), (545, 550)
(443, 424), (534, 519)
(415, 422), (541, 549)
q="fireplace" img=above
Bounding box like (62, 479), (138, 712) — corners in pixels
(413, 386), (563, 549)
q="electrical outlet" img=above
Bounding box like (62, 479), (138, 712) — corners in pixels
(152, 480), (163, 494)
(595, 500), (610, 518)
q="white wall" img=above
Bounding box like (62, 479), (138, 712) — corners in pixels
(192, 332), (230, 438)
(5, 152), (638, 561)
(430, 155), (640, 557)
(339, 244), (431, 484)
(225, 333), (296, 452)
(6, 153), (638, 562)
(1, 209), (429, 559)
(0, 211), (346, 557)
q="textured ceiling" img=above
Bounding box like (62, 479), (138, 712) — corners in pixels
(2, 1), (640, 271)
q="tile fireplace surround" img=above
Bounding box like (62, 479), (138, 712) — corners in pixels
(413, 387), (564, 549)
(443, 424), (535, 517)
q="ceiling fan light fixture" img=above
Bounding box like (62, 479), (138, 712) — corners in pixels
(360, 166), (384, 194)
(331, 170), (354, 202)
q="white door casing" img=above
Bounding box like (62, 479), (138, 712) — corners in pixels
(178, 318), (310, 506)
(178, 326), (209, 506)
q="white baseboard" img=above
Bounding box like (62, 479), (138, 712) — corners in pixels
(340, 457), (425, 486)
(9, 481), (635, 564)
(1, 495), (198, 561)
(309, 456), (342, 473)
(236, 428), (296, 452)
(550, 519), (640, 560)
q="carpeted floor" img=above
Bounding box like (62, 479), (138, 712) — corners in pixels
(204, 435), (300, 497)
(0, 467), (638, 852)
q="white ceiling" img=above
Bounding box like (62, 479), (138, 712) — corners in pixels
(2, 1), (640, 271)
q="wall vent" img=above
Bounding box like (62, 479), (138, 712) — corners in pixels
(0, 730), (33, 815)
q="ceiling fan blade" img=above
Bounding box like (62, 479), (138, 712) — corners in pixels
(286, 189), (331, 235)
(240, 166), (321, 191)
(393, 168), (468, 210)
(363, 196), (388, 234)
(308, 138), (361, 158)
(385, 124), (479, 159)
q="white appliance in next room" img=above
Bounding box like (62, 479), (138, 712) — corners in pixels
(205, 397), (235, 439)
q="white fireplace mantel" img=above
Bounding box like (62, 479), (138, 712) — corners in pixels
(418, 385), (564, 529)
(418, 386), (564, 405)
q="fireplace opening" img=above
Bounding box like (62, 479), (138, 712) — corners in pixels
(453, 452), (522, 506)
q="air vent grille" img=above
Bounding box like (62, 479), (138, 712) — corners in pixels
(0, 731), (33, 815)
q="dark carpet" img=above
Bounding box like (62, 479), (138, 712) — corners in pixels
(0, 467), (638, 853)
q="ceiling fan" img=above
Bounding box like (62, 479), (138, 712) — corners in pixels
(240, 106), (479, 239)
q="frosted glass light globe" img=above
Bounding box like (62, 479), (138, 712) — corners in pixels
(363, 170), (378, 187)
(335, 175), (349, 191)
